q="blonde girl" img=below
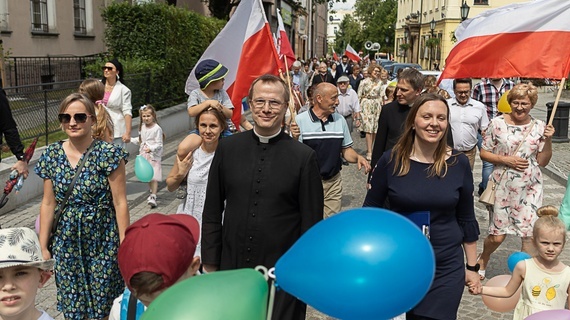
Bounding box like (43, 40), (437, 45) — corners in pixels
(132, 104), (164, 208)
(475, 206), (570, 319)
(79, 78), (114, 142)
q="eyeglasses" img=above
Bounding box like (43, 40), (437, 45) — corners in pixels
(251, 99), (284, 110)
(455, 90), (471, 96)
(58, 113), (90, 124)
(511, 101), (531, 107)
(102, 66), (114, 71)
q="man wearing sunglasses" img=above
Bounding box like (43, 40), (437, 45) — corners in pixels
(0, 89), (28, 178)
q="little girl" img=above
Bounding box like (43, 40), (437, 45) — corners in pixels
(474, 205), (570, 319)
(132, 105), (163, 208)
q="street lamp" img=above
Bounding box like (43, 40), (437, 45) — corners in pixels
(461, 1), (471, 21)
(429, 18), (435, 70)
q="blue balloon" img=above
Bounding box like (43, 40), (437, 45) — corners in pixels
(275, 208), (435, 320)
(508, 251), (532, 273)
(135, 155), (154, 182)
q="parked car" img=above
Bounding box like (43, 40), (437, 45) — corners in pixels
(419, 70), (442, 80)
(388, 63), (422, 79)
(377, 59), (397, 69)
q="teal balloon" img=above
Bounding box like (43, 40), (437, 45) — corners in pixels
(275, 208), (435, 320)
(141, 269), (268, 320)
(134, 155), (154, 182)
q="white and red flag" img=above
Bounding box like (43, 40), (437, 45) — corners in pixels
(344, 44), (361, 63)
(276, 8), (296, 68)
(185, 0), (281, 129)
(440, 0), (570, 80)
(332, 48), (339, 62)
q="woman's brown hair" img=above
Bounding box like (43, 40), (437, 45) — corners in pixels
(390, 93), (455, 177)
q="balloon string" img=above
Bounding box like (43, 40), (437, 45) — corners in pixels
(266, 275), (276, 320)
(255, 266), (276, 320)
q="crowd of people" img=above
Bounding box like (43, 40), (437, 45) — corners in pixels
(0, 51), (566, 320)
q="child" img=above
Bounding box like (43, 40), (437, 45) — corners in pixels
(177, 59), (251, 192)
(0, 227), (55, 320)
(131, 105), (163, 208)
(79, 78), (114, 142)
(109, 213), (201, 320)
(473, 205), (570, 319)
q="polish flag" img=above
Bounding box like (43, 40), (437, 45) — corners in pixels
(332, 48), (339, 62)
(185, 0), (281, 129)
(276, 8), (296, 68)
(440, 0), (570, 80)
(344, 44), (361, 63)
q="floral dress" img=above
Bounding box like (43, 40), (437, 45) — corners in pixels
(35, 140), (128, 320)
(357, 78), (383, 133)
(482, 116), (546, 237)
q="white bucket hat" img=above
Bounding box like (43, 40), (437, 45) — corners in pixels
(0, 227), (54, 270)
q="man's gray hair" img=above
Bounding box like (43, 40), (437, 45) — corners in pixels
(292, 60), (302, 68)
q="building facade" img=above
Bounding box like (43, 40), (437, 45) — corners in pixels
(394, 0), (530, 70)
(1, 0), (106, 56)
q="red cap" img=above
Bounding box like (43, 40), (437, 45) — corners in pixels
(118, 213), (200, 293)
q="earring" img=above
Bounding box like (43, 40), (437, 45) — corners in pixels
(412, 127), (415, 130)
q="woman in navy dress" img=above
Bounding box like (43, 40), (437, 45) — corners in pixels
(364, 93), (481, 319)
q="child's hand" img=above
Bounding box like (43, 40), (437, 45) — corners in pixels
(177, 151), (194, 175)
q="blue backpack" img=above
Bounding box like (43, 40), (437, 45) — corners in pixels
(120, 288), (145, 320)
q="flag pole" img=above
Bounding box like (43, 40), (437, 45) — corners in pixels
(547, 78), (567, 126)
(282, 57), (297, 123)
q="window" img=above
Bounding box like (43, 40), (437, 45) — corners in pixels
(73, 0), (86, 34)
(474, 0), (488, 4)
(31, 0), (48, 32)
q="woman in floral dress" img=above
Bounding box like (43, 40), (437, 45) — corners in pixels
(36, 93), (129, 319)
(476, 83), (555, 279)
(358, 64), (384, 160)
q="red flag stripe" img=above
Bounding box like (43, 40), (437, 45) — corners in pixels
(442, 31), (570, 79)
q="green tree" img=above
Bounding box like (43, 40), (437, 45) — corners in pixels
(333, 15), (363, 54)
(354, 0), (397, 53)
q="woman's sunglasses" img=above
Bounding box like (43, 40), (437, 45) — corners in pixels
(58, 113), (90, 124)
(102, 66), (114, 71)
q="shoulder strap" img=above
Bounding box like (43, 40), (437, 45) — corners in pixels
(496, 120), (535, 182)
(51, 139), (97, 235)
(126, 293), (138, 320)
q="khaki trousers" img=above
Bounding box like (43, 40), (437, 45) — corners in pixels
(322, 172), (342, 218)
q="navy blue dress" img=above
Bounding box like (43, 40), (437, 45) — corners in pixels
(363, 150), (479, 320)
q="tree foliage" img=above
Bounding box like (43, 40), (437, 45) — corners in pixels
(100, 3), (225, 108)
(333, 15), (363, 54)
(353, 0), (398, 52)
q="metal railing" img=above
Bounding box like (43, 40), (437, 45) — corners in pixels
(3, 54), (103, 89)
(5, 72), (188, 146)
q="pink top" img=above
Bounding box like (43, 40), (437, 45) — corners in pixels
(103, 91), (111, 105)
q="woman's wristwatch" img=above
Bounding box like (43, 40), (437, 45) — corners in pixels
(466, 263), (480, 272)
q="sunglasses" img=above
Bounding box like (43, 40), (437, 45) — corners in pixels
(102, 66), (114, 71)
(58, 113), (90, 124)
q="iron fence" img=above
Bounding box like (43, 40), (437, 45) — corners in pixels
(3, 54), (104, 89)
(5, 72), (188, 146)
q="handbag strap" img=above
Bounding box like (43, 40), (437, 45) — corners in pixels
(496, 119), (536, 182)
(50, 139), (96, 235)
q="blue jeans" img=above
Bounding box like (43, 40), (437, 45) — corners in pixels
(477, 132), (494, 190)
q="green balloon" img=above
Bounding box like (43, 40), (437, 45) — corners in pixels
(141, 268), (268, 320)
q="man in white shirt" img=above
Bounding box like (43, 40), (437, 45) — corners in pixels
(447, 78), (489, 169)
(335, 75), (361, 132)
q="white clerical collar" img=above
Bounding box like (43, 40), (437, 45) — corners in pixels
(254, 128), (281, 143)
